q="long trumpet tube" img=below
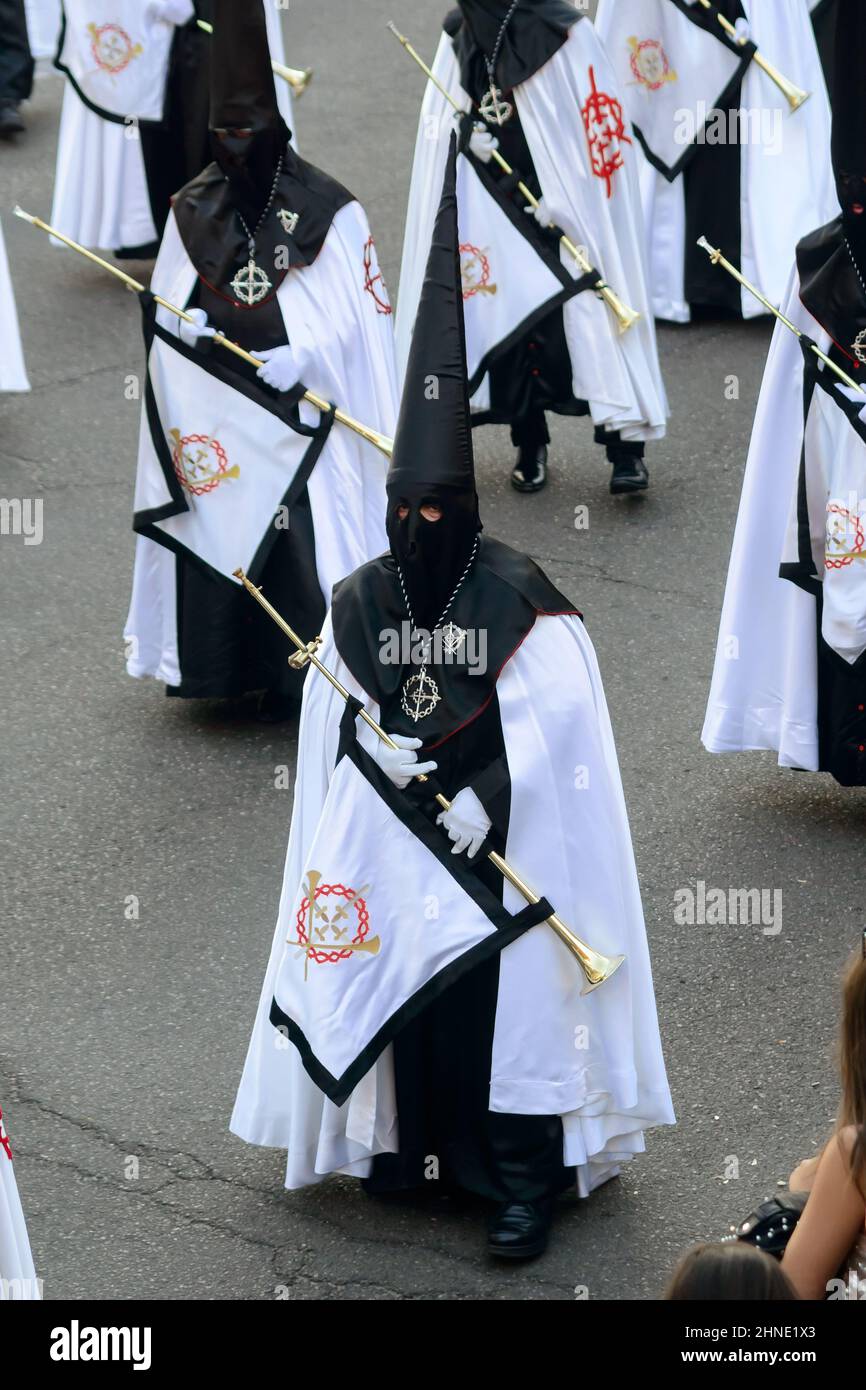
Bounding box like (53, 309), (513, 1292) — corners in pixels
(12, 207), (394, 458)
(233, 567), (626, 994)
(196, 19), (313, 95)
(697, 237), (865, 395)
(696, 0), (810, 111)
(387, 21), (640, 334)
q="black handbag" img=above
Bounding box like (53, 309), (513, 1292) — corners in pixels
(729, 1191), (809, 1258)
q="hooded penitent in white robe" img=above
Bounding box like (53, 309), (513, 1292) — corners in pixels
(395, 21), (668, 444)
(0, 218), (29, 394)
(48, 1), (294, 253)
(706, 261), (866, 778)
(231, 608), (674, 1196)
(595, 0), (837, 322)
(0, 1108), (40, 1300)
(123, 200), (398, 689)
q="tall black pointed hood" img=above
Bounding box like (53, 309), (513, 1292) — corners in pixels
(208, 0), (280, 134)
(388, 134), (476, 497)
(386, 134), (481, 627)
(831, 0), (866, 181)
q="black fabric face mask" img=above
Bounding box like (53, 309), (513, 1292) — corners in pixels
(386, 485), (481, 629)
(210, 124), (286, 225)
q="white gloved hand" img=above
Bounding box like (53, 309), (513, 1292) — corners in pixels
(178, 307), (216, 349)
(374, 734), (438, 790)
(733, 16), (751, 43)
(146, 0), (195, 27)
(469, 125), (499, 164)
(524, 195), (552, 229)
(255, 344), (301, 394)
(436, 786), (492, 859)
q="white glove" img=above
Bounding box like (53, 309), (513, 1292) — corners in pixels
(436, 787), (491, 859)
(255, 344), (301, 394)
(178, 307), (216, 349)
(146, 0), (195, 27)
(375, 734), (438, 790)
(524, 195), (552, 229)
(469, 126), (499, 164)
(733, 16), (751, 43)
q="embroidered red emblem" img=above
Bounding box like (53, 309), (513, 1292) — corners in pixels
(288, 871), (381, 980)
(86, 22), (143, 75)
(460, 243), (497, 300)
(825, 502), (866, 569)
(168, 430), (240, 497)
(581, 65), (632, 199)
(627, 37), (677, 92)
(363, 236), (392, 315)
(0, 1108), (13, 1162)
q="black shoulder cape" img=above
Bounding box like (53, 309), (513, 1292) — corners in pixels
(171, 146), (356, 304)
(797, 216), (866, 368)
(331, 535), (581, 749)
(444, 1), (579, 96)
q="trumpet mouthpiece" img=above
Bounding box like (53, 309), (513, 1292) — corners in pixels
(386, 20), (407, 43)
(12, 205), (35, 223)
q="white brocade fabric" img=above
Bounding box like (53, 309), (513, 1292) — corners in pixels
(596, 0), (837, 322)
(395, 24), (668, 442)
(123, 201), (398, 686)
(49, 1), (295, 253)
(231, 612), (675, 1196)
(702, 265), (823, 768)
(0, 219), (29, 393)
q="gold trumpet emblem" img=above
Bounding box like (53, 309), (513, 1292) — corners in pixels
(288, 870), (380, 981)
(169, 429), (240, 497)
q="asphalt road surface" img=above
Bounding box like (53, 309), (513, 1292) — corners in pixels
(1, 0), (863, 1302)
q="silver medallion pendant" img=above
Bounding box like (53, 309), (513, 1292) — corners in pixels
(401, 667), (441, 723)
(852, 328), (866, 365)
(439, 622), (467, 656)
(230, 259), (273, 306)
(479, 84), (512, 126)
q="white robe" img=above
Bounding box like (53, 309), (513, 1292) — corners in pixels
(232, 610), (674, 1196)
(596, 0), (837, 322)
(396, 23), (668, 443)
(0, 1112), (40, 1300)
(702, 264), (825, 768)
(0, 218), (29, 394)
(49, 2), (294, 253)
(24, 0), (62, 59)
(124, 201), (399, 687)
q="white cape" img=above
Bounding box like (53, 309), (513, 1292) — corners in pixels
(232, 611), (674, 1196)
(596, 0), (837, 321)
(396, 23), (668, 443)
(0, 218), (29, 393)
(702, 264), (824, 768)
(124, 201), (398, 687)
(49, 1), (294, 252)
(0, 1112), (40, 1300)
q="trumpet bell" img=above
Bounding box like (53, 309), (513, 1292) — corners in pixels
(281, 65), (314, 97)
(579, 951), (625, 995)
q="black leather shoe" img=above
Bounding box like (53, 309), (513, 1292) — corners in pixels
(609, 454), (649, 495)
(0, 101), (25, 138)
(511, 444), (548, 493)
(487, 1198), (553, 1260)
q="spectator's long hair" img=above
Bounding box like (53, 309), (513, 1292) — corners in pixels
(664, 1243), (798, 1301)
(838, 942), (866, 1199)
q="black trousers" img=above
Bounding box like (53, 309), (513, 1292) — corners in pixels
(512, 409), (646, 463)
(0, 0), (33, 103)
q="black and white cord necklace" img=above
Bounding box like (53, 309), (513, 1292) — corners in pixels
(479, 0), (519, 126)
(230, 155), (284, 306)
(396, 534), (479, 723)
(843, 234), (866, 365)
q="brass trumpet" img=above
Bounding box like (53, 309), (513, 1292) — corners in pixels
(387, 21), (640, 334)
(12, 207), (394, 460)
(233, 568), (626, 994)
(197, 19), (314, 97)
(697, 0), (810, 112)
